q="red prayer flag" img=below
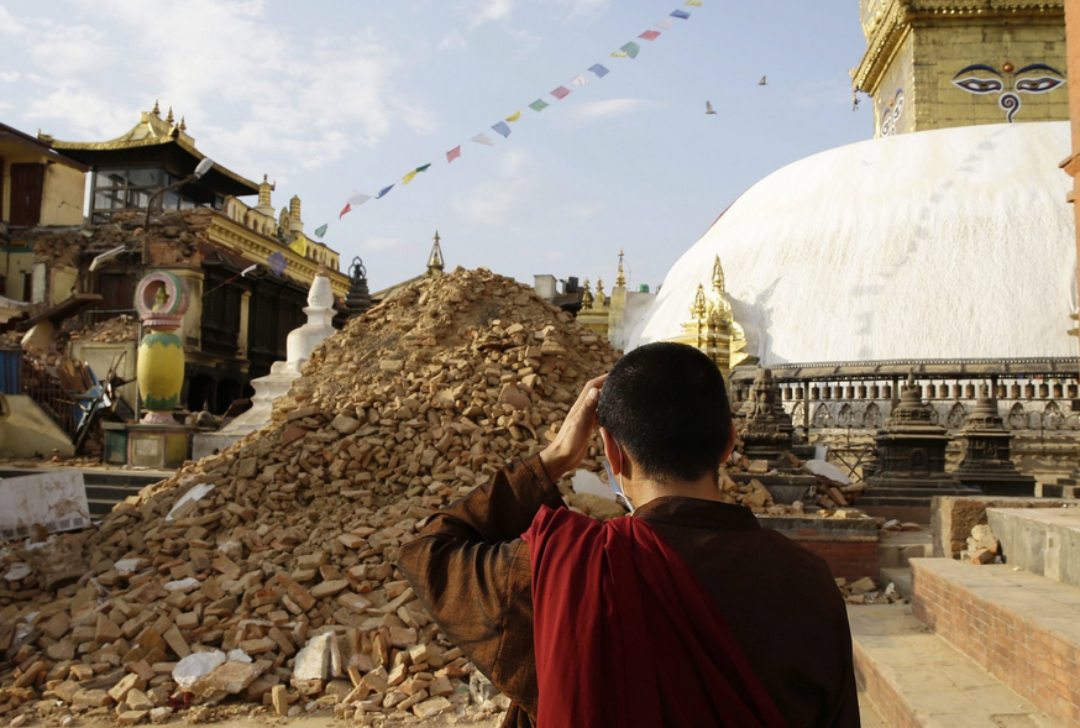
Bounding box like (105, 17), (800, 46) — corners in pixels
(447, 146), (462, 163)
(338, 203), (351, 219)
(640, 30), (661, 40)
(550, 86), (571, 100)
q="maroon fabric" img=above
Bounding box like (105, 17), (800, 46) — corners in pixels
(522, 504), (788, 728)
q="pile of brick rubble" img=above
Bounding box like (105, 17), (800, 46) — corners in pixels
(0, 268), (623, 726)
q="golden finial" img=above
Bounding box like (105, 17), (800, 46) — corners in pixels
(165, 106), (174, 124)
(616, 249), (626, 288)
(711, 255), (725, 293)
(427, 231), (445, 274)
(581, 279), (594, 310)
(152, 100), (161, 116)
(691, 284), (707, 319)
(595, 277), (605, 304)
(179, 116), (187, 132)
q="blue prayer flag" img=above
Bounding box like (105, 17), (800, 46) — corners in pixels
(670, 9), (690, 19)
(589, 63), (610, 78)
(267, 251), (287, 276)
(376, 184), (394, 200)
(492, 121), (511, 138)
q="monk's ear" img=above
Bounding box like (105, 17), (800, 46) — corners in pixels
(721, 424), (737, 463)
(599, 426), (623, 475)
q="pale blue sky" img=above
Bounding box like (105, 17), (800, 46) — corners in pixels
(0, 0), (869, 292)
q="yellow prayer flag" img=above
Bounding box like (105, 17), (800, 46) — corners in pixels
(684, 0), (703, 5)
(402, 170), (419, 185)
(610, 51), (628, 57)
(289, 235), (308, 257)
(506, 111), (523, 122)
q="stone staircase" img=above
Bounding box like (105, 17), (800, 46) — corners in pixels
(852, 506), (1080, 726)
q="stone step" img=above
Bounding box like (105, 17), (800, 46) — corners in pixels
(987, 507), (1080, 589)
(880, 567), (913, 600)
(910, 558), (1080, 726)
(879, 530), (933, 569)
(850, 604), (1061, 727)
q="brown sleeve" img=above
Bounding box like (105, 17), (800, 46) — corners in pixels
(397, 456), (563, 721)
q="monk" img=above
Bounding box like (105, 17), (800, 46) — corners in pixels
(399, 342), (859, 727)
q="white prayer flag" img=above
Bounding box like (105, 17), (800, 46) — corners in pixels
(472, 133), (496, 146)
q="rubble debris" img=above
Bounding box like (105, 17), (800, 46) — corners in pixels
(720, 449), (868, 515)
(835, 577), (906, 606)
(0, 268), (618, 724)
(963, 523), (1003, 565)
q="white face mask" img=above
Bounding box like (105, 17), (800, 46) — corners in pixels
(602, 439), (634, 514)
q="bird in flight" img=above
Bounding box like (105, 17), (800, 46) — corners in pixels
(759, 76), (767, 86)
(706, 101), (716, 115)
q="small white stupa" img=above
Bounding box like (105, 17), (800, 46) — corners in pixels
(192, 269), (337, 459)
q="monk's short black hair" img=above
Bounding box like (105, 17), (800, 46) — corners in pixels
(598, 342), (732, 483)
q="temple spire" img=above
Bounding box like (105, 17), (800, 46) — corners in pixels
(712, 254), (725, 293)
(581, 279), (594, 310)
(427, 231), (445, 275)
(165, 106), (174, 124)
(152, 100), (161, 116)
(616, 249), (627, 288)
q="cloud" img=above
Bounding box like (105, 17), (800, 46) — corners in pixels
(0, 72), (19, 83)
(543, 0), (611, 21)
(438, 30), (467, 51)
(499, 149), (532, 176)
(364, 237), (408, 252)
(469, 0), (514, 28)
(566, 98), (661, 124)
(506, 27), (543, 58)
(25, 88), (135, 139)
(452, 178), (536, 227)
(2, 0), (438, 174)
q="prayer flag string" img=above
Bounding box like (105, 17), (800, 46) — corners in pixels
(318, 4), (703, 237)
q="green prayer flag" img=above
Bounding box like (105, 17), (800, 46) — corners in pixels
(314, 224), (328, 238)
(416, 163), (431, 173)
(620, 42), (640, 58)
(529, 99), (550, 112)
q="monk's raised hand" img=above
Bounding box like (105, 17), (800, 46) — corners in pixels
(539, 374), (607, 481)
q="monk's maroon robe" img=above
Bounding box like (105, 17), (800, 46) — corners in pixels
(398, 457), (860, 727)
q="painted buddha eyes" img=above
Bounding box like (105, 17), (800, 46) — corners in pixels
(952, 77), (1003, 94)
(1015, 76), (1064, 93)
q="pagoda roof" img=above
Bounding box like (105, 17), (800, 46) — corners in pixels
(46, 109), (259, 197)
(0, 122), (89, 172)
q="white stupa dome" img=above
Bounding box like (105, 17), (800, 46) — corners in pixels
(627, 121), (1078, 366)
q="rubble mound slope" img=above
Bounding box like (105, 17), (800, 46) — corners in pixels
(0, 268), (618, 722)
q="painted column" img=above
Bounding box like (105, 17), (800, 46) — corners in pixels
(135, 271), (190, 424)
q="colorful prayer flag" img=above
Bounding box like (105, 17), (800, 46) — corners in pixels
(314, 223), (328, 238)
(289, 235), (308, 257)
(610, 51), (628, 58)
(529, 99), (550, 112)
(267, 251), (287, 276)
(656, 18), (674, 30)
(589, 63), (610, 78)
(620, 42), (640, 58)
(671, 9), (691, 18)
(402, 170), (419, 185)
(685, 0), (702, 5)
(571, 74), (589, 86)
(376, 184), (394, 199)
(339, 203), (352, 218)
(472, 133), (495, 146)
(348, 192), (371, 207)
(505, 111), (523, 122)
(447, 146), (462, 163)
(492, 121), (511, 138)
(639, 30), (660, 41)
(551, 86), (571, 100)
